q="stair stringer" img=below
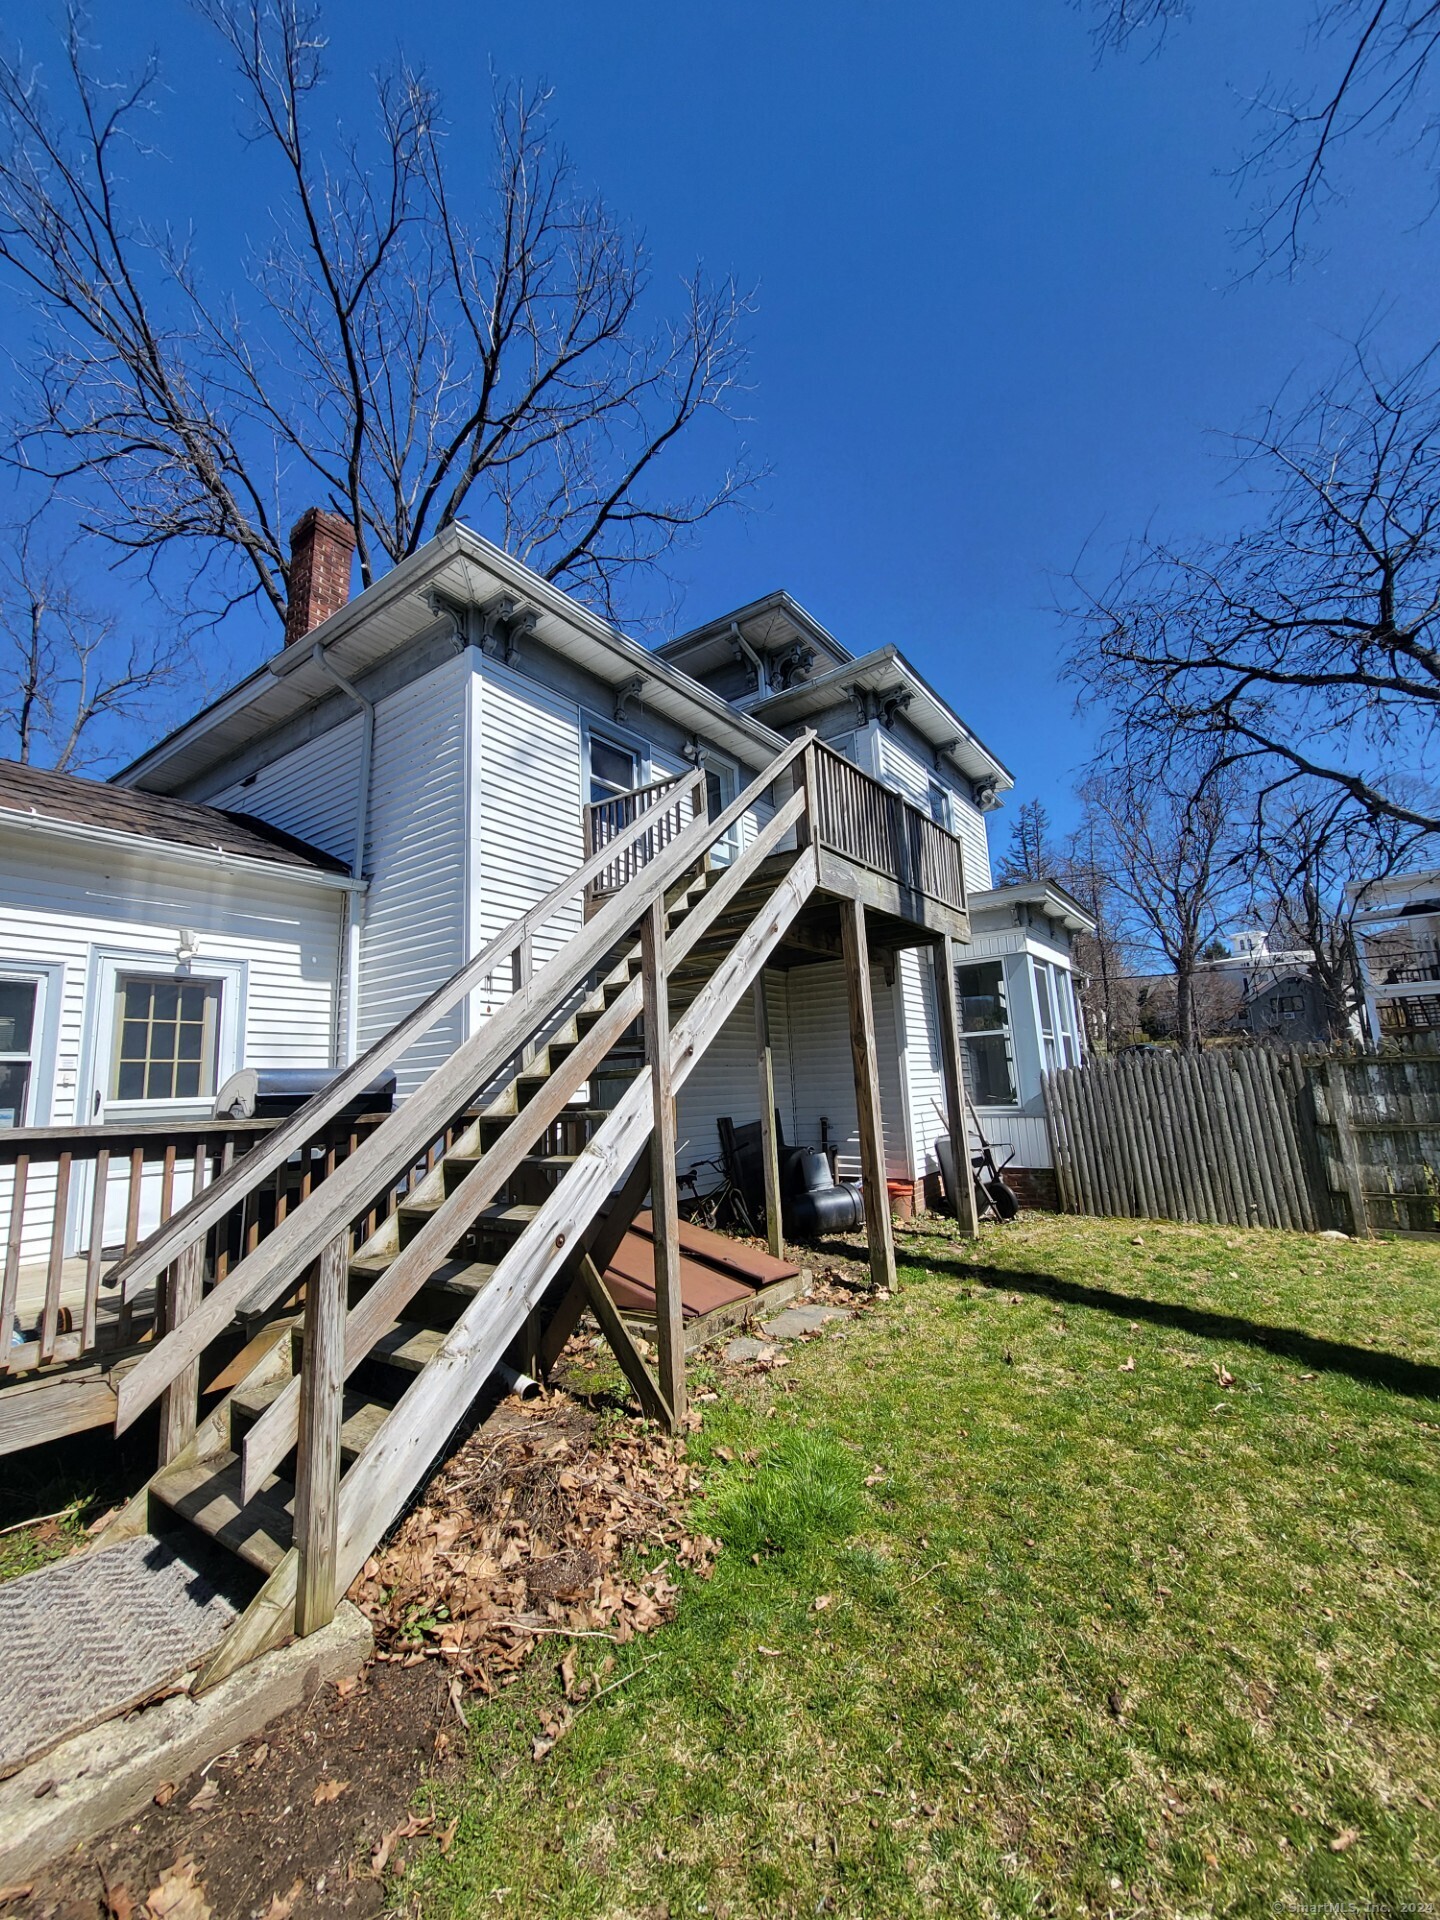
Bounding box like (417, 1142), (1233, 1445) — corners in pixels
(202, 846), (819, 1674)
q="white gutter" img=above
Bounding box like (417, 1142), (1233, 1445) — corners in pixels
(0, 805), (363, 893)
(294, 640), (375, 1066)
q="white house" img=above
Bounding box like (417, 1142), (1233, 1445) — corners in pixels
(2, 512), (1091, 1238)
(1349, 868), (1440, 1045)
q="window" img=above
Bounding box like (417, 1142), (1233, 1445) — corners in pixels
(588, 734), (640, 808)
(0, 978), (39, 1128)
(927, 780), (952, 829)
(110, 975), (222, 1103)
(1032, 958), (1081, 1071)
(956, 960), (1017, 1106)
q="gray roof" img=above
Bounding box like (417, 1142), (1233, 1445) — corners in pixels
(0, 759), (347, 874)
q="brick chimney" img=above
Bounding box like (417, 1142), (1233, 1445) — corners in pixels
(284, 507), (356, 645)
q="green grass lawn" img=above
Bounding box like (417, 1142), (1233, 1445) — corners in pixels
(399, 1217), (1439, 1916)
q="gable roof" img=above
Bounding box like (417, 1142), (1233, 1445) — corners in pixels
(654, 590), (854, 680)
(0, 759), (348, 878)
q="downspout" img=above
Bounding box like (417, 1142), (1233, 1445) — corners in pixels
(729, 622), (769, 696)
(302, 641), (375, 1065)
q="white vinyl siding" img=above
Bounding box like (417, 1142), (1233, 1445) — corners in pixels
(673, 974), (796, 1183)
(0, 831), (341, 1258)
(781, 960), (908, 1180)
(355, 656), (470, 1092)
(208, 712), (363, 867)
(896, 945), (946, 1182)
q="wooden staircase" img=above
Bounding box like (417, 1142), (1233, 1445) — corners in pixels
(90, 739), (823, 1690)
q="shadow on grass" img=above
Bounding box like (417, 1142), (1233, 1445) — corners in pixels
(913, 1251), (1440, 1403)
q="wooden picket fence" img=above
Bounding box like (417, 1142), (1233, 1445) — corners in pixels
(1042, 1046), (1440, 1238)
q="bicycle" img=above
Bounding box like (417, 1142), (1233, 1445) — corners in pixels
(676, 1156), (758, 1236)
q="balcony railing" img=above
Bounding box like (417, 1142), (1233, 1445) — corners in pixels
(582, 740), (968, 918)
(808, 741), (967, 913)
(1, 1108), (393, 1381)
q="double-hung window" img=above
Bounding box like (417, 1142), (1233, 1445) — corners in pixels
(0, 976), (44, 1127)
(956, 960), (1017, 1107)
(587, 734), (641, 809)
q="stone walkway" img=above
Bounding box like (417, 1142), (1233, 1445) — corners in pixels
(724, 1300), (852, 1363)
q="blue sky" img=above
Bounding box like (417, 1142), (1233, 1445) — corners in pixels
(6, 2), (1437, 838)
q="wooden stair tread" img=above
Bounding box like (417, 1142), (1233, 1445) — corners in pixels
(369, 1322), (447, 1372)
(152, 1453), (293, 1575)
(229, 1380), (393, 1463)
(476, 1202), (541, 1230)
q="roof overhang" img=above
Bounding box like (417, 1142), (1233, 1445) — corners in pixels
(968, 878), (1095, 935)
(654, 590), (853, 682)
(0, 805), (362, 891)
(743, 645), (1013, 791)
(118, 526), (789, 794)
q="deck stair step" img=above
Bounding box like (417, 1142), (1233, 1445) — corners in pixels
(229, 1379), (391, 1466)
(152, 1453), (294, 1576)
(369, 1322), (447, 1374)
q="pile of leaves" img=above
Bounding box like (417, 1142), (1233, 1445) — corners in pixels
(350, 1392), (719, 1699)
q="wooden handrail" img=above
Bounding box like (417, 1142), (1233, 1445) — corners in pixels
(234, 783), (809, 1501)
(114, 736), (814, 1434)
(106, 764), (707, 1306)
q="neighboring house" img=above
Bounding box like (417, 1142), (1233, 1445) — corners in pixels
(1348, 869), (1440, 1045)
(1200, 929), (1332, 1044)
(2, 515), (1090, 1220)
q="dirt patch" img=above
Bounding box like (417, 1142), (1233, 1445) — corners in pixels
(11, 1378), (718, 1920)
(15, 1658), (456, 1920)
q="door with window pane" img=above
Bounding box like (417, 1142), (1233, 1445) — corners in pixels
(111, 975), (222, 1104)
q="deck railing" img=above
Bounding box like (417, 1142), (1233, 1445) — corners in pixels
(0, 1109), (390, 1379)
(584, 771), (704, 900)
(584, 742), (968, 918)
(808, 741), (967, 913)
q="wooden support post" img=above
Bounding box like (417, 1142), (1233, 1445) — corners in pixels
(840, 895), (897, 1292)
(294, 1232), (348, 1636)
(754, 973), (785, 1258)
(157, 1239), (205, 1465)
(640, 898), (686, 1427)
(933, 936), (980, 1239)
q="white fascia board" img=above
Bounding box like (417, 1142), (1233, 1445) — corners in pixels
(0, 807), (364, 892)
(743, 645), (1015, 789)
(120, 524), (787, 788)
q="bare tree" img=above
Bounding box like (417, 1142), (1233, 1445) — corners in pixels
(1086, 0), (1440, 266)
(1059, 807), (1134, 1048)
(996, 798), (1060, 884)
(0, 4), (760, 634)
(1244, 783), (1430, 1038)
(0, 532), (181, 771)
(1080, 751), (1246, 1050)
(1067, 351), (1440, 839)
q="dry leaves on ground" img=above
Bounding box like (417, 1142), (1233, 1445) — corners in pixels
(143, 1858), (211, 1920)
(350, 1390), (719, 1700)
